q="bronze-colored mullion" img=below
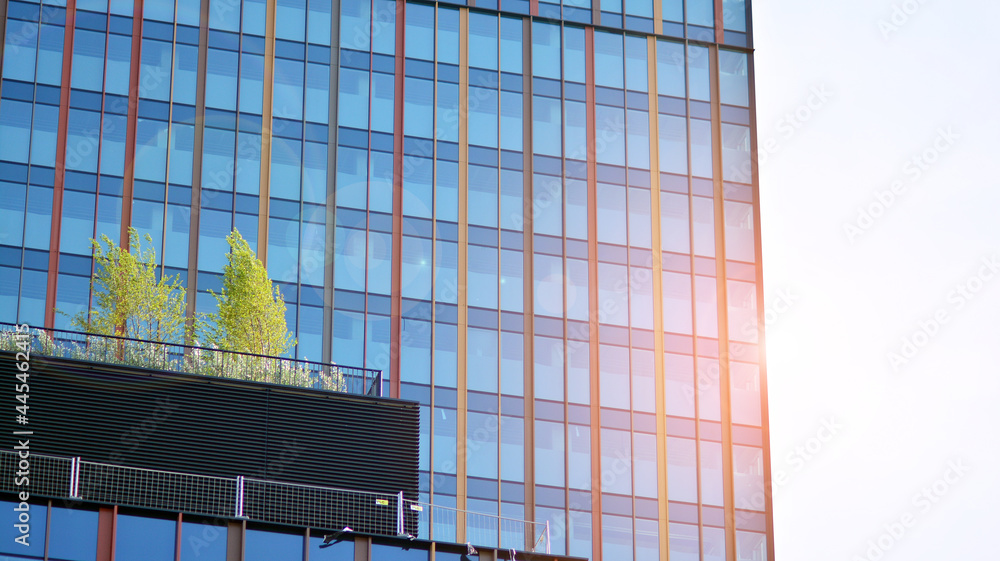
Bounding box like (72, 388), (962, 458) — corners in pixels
(257, 0), (277, 264)
(95, 505), (116, 561)
(646, 36), (670, 561)
(118, 0), (145, 247)
(653, 0), (664, 35)
(0, 0), (7, 65)
(745, 49), (774, 561)
(226, 520), (244, 561)
(520, 17), (535, 550)
(183, 0), (211, 330)
(708, 44), (737, 561)
(322, 0), (342, 365)
(457, 7), (470, 539)
(714, 0), (725, 44)
(174, 513), (183, 561)
(389, 0), (406, 399)
(44, 0), (77, 329)
(584, 26), (603, 561)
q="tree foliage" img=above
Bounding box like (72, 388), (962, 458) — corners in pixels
(202, 229), (295, 357)
(67, 228), (188, 343)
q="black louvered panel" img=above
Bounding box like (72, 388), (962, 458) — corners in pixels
(3, 352), (419, 502)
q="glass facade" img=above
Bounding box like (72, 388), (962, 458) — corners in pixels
(0, 0), (769, 560)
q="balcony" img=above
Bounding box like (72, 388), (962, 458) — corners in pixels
(0, 322), (382, 397)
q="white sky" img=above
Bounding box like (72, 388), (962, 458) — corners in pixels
(753, 0), (1000, 558)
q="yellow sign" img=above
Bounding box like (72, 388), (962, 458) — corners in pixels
(375, 499), (389, 506)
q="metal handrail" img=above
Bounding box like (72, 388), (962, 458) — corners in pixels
(0, 321), (382, 396)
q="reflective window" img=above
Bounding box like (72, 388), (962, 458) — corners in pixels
(0, 500), (45, 557)
(48, 506), (99, 561)
(686, 0), (714, 27)
(669, 522), (700, 561)
(116, 514), (175, 561)
(730, 361), (761, 426)
(602, 514), (632, 560)
(666, 436), (698, 502)
(536, 419), (565, 487)
(468, 411), (500, 479)
(245, 529), (303, 561)
(700, 440), (724, 506)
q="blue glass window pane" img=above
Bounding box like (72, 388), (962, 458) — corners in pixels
(662, 270), (693, 335)
(371, 543), (427, 560)
(435, 240), (458, 304)
(626, 109), (650, 169)
(737, 531), (766, 561)
(624, 35), (648, 92)
(499, 169), (523, 232)
(72, 29), (106, 91)
(499, 91), (522, 152)
(38, 23), (66, 86)
(305, 62), (330, 123)
(167, 123), (194, 186)
(367, 230), (391, 294)
(274, 58), (305, 120)
(660, 192), (690, 254)
(370, 71), (394, 133)
(467, 410), (499, 478)
(656, 40), (686, 98)
(197, 208), (233, 272)
(202, 127), (236, 191)
(687, 0), (714, 27)
(499, 248), (523, 313)
(722, 123), (750, 182)
(96, 194), (122, 244)
(340, 0), (371, 51)
(206, 48), (239, 110)
(209, 0), (241, 31)
(567, 338), (590, 405)
(595, 105), (626, 166)
(105, 33), (132, 96)
(467, 327), (498, 392)
(664, 352), (694, 417)
(689, 118), (712, 178)
(532, 96), (561, 158)
(404, 77), (434, 138)
(468, 12), (498, 70)
(666, 436), (698, 501)
(723, 0), (747, 32)
(499, 330), (523, 395)
(25, 185), (53, 251)
(174, 44), (199, 105)
(302, 141), (327, 203)
(180, 521), (228, 561)
(435, 160), (458, 222)
(401, 235), (432, 300)
(30, 103), (60, 167)
(563, 100), (587, 161)
(468, 244), (498, 309)
(700, 440), (724, 507)
(243, 0), (266, 36)
(599, 343), (630, 410)
(625, 0), (653, 17)
(3, 21), (38, 81)
(535, 420), (565, 486)
(663, 0), (683, 22)
(0, 181), (26, 246)
(299, 219), (325, 285)
(48, 507), (99, 561)
(733, 445), (764, 511)
(600, 428), (631, 495)
(335, 146), (366, 209)
(401, 317), (431, 384)
(0, 500), (45, 556)
(271, 136), (302, 199)
(565, 257), (589, 323)
(364, 312), (391, 370)
(468, 165), (497, 227)
(720, 50), (749, 106)
(670, 522), (700, 561)
(434, 322), (458, 387)
(245, 529), (303, 561)
(568, 510), (592, 557)
(595, 32), (624, 89)
(436, 81), (459, 143)
(469, 87), (499, 148)
(534, 335), (563, 401)
(307, 0), (333, 46)
(436, 8), (460, 65)
(534, 252), (562, 317)
(135, 118), (169, 182)
(567, 424), (591, 489)
(658, 114), (687, 175)
(405, 2), (434, 61)
(308, 535), (354, 559)
(164, 203), (191, 269)
(563, 26), (585, 84)
(402, 155), (432, 218)
(0, 100), (33, 163)
(597, 182), (626, 245)
(334, 226), (366, 291)
(371, 0), (396, 55)
(332, 308), (364, 365)
(235, 131), (262, 194)
(499, 16), (522, 74)
(687, 45), (711, 101)
(96, 113), (126, 176)
(500, 413), (524, 480)
(144, 0), (175, 22)
(240, 53), (265, 113)
(60, 190), (96, 254)
(116, 514), (175, 561)
(369, 151), (393, 213)
(633, 432), (658, 497)
(601, 0), (623, 13)
(531, 21), (560, 79)
(268, 216), (299, 282)
(66, 109), (101, 173)
(276, 0), (306, 41)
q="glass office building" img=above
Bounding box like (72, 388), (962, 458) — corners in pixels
(0, 0), (771, 559)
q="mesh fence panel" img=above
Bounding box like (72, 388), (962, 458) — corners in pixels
(0, 451), (72, 498)
(78, 461), (236, 517)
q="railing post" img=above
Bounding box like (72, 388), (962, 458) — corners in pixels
(396, 491), (404, 535)
(545, 520), (550, 554)
(235, 476), (244, 517)
(69, 457), (80, 498)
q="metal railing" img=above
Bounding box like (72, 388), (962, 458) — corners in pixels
(0, 322), (382, 397)
(0, 451), (549, 553)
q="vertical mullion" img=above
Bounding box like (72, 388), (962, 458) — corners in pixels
(584, 25), (603, 561)
(119, 0), (145, 247)
(520, 17), (536, 551)
(457, 6), (470, 540)
(323, 0), (342, 365)
(646, 36), (670, 561)
(389, 0), (406, 399)
(714, 0), (725, 43)
(44, 0), (78, 329)
(184, 0), (211, 328)
(258, 0), (278, 264)
(708, 44), (737, 561)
